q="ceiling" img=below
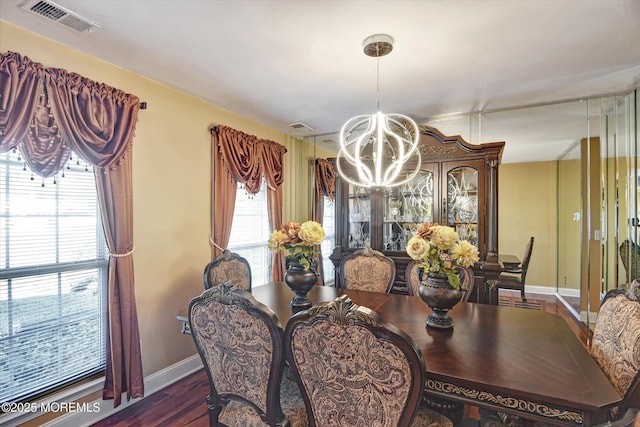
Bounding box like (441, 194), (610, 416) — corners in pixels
(1, 0), (640, 163)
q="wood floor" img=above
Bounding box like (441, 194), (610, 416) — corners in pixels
(91, 292), (590, 427)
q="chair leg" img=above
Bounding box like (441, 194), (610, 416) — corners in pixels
(520, 288), (526, 302)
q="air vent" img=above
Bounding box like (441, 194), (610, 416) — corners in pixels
(20, 0), (101, 33)
(288, 122), (314, 132)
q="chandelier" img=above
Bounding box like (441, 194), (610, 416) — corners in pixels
(336, 34), (421, 188)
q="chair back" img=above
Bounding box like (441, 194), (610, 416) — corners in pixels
(405, 261), (475, 302)
(619, 239), (640, 283)
(590, 282), (640, 421)
(338, 247), (396, 293)
(203, 249), (251, 290)
(188, 281), (289, 426)
(520, 236), (535, 283)
(284, 295), (425, 427)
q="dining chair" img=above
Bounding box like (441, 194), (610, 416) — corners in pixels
(405, 260), (475, 301)
(284, 294), (454, 427)
(496, 236), (534, 301)
(203, 249), (252, 290)
(188, 281), (308, 426)
(590, 282), (640, 423)
(338, 246), (396, 293)
(479, 281), (640, 427)
(619, 239), (640, 283)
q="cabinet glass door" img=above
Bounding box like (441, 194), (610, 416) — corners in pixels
(347, 184), (371, 249)
(382, 170), (435, 251)
(447, 167), (478, 245)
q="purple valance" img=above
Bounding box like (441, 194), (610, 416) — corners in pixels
(0, 51), (140, 178)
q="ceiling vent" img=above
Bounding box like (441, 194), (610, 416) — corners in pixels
(288, 122), (314, 132)
(20, 0), (101, 33)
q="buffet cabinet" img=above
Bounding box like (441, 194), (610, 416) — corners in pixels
(329, 125), (505, 301)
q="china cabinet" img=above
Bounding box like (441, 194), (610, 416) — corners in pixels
(329, 125), (505, 302)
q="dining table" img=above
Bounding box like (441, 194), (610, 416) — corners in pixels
(246, 282), (620, 427)
(478, 253), (523, 305)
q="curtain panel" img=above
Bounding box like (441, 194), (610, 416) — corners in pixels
(0, 51), (143, 407)
(211, 125), (286, 280)
(313, 158), (336, 284)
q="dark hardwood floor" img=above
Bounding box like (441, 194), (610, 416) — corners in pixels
(92, 369), (210, 427)
(91, 292), (590, 427)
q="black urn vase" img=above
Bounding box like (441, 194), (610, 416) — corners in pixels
(418, 271), (464, 329)
(284, 261), (317, 309)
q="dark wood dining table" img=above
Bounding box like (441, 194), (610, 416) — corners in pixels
(248, 282), (621, 427)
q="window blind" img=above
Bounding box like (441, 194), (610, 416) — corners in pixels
(0, 151), (108, 403)
(227, 182), (272, 286)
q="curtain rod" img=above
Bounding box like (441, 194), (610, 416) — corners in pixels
(208, 125), (288, 153)
(140, 102), (147, 110)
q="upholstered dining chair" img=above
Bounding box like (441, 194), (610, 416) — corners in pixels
(480, 281), (640, 427)
(496, 236), (534, 302)
(284, 295), (454, 427)
(189, 281), (308, 426)
(203, 249), (251, 290)
(405, 260), (475, 301)
(338, 246), (396, 293)
(619, 239), (640, 283)
(589, 282), (640, 424)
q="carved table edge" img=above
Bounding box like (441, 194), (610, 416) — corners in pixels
(425, 378), (583, 426)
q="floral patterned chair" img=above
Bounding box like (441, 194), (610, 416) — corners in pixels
(590, 282), (640, 423)
(284, 295), (454, 427)
(188, 281), (308, 426)
(479, 281), (640, 427)
(203, 249), (252, 290)
(619, 239), (640, 283)
(338, 246), (396, 293)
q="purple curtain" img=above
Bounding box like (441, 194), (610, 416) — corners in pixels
(0, 51), (143, 407)
(212, 125), (286, 281)
(313, 159), (336, 284)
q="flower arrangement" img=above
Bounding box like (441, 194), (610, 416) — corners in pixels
(268, 220), (326, 272)
(406, 223), (479, 290)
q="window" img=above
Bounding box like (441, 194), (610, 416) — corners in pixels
(0, 150), (108, 403)
(321, 196), (336, 285)
(227, 181), (272, 286)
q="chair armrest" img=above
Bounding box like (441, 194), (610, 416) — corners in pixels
(593, 408), (639, 427)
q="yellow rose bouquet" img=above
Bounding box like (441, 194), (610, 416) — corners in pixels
(268, 220), (326, 272)
(406, 223), (479, 289)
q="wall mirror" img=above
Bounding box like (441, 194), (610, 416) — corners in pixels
(313, 89), (638, 324)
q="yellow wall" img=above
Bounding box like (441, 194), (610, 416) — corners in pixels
(498, 161), (558, 287)
(0, 21), (329, 380)
(557, 157), (581, 291)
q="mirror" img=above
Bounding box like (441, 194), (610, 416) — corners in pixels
(312, 88), (638, 321)
(557, 141), (582, 315)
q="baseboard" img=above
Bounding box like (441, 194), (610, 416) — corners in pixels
(499, 285), (557, 296)
(40, 354), (203, 427)
(556, 287), (581, 298)
(499, 285), (582, 298)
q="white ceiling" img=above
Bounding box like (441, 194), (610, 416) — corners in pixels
(1, 0), (639, 163)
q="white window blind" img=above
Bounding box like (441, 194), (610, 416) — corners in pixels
(227, 182), (272, 286)
(321, 196), (336, 285)
(0, 150), (108, 403)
